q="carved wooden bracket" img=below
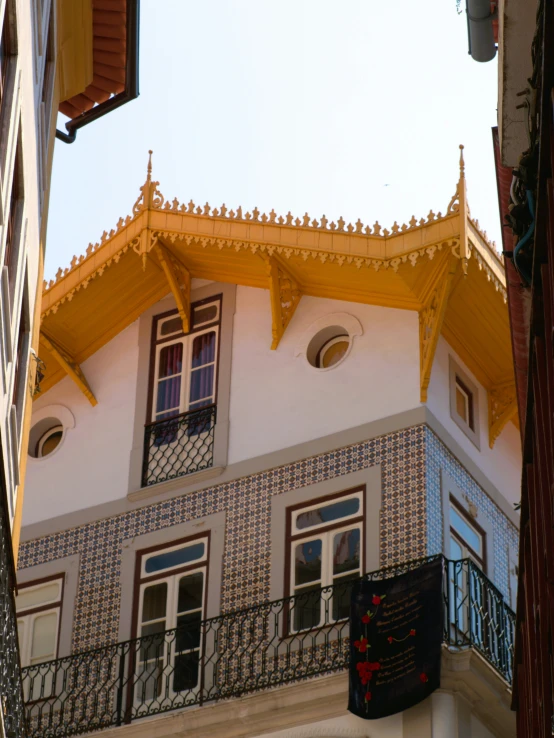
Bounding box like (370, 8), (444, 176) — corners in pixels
(262, 255), (302, 350)
(419, 256), (459, 402)
(488, 382), (517, 448)
(155, 241), (191, 333)
(40, 330), (97, 407)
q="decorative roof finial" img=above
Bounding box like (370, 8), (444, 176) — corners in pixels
(147, 150), (153, 181)
(459, 144), (465, 179)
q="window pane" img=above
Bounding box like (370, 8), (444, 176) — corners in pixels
(333, 528), (360, 575)
(139, 621), (166, 662)
(141, 582), (167, 622)
(332, 572), (359, 620)
(173, 650), (200, 692)
(158, 343), (183, 378)
(450, 536), (463, 560)
(156, 376), (181, 415)
(292, 585), (321, 631)
(160, 316), (182, 337)
(30, 612), (57, 662)
(191, 332), (215, 368)
(455, 385), (468, 423)
(189, 365), (214, 404)
(145, 542), (205, 575)
(192, 304), (218, 328)
(16, 581), (61, 611)
(294, 539), (322, 585)
(450, 507), (482, 555)
(176, 611), (201, 651)
(177, 573), (204, 613)
(320, 339), (349, 369)
(296, 497), (360, 530)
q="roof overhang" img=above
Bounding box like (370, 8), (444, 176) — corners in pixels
(37, 151), (518, 447)
(56, 0), (139, 143)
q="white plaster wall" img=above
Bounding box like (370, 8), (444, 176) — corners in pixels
(228, 287), (421, 464)
(426, 335), (522, 508)
(22, 323), (140, 526)
(469, 715), (495, 738)
(253, 712), (402, 738)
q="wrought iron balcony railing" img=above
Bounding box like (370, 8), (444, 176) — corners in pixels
(21, 556), (515, 738)
(141, 404), (216, 487)
(0, 499), (26, 738)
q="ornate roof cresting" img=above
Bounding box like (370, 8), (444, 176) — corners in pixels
(42, 147), (504, 295)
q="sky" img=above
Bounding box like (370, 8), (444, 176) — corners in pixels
(45, 0), (500, 281)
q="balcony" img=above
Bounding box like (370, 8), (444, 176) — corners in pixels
(141, 405), (216, 487)
(0, 503), (26, 738)
(21, 556), (515, 738)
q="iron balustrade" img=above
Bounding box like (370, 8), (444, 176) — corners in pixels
(0, 498), (26, 738)
(21, 556), (515, 738)
(141, 405), (216, 487)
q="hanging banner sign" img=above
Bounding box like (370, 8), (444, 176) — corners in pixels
(348, 558), (443, 720)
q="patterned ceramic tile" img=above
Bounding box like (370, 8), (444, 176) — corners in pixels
(18, 423), (517, 654)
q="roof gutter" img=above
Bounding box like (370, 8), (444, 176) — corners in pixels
(56, 0), (140, 144)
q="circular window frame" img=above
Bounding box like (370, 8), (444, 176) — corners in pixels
(294, 313), (363, 373)
(316, 335), (350, 370)
(37, 425), (64, 458)
(28, 405), (75, 463)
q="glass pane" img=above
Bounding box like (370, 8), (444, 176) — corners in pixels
(296, 497), (360, 530)
(450, 507), (482, 555)
(135, 659), (163, 703)
(40, 431), (62, 457)
(158, 343), (183, 378)
(192, 304), (218, 328)
(145, 543), (205, 575)
(450, 536), (463, 560)
(189, 365), (214, 404)
(141, 582), (168, 622)
(30, 612), (57, 662)
(321, 339), (349, 368)
(177, 573), (204, 613)
(455, 385), (468, 422)
(176, 612), (201, 651)
(294, 539), (322, 586)
(173, 650), (200, 692)
(333, 528), (360, 575)
(140, 621), (166, 662)
(16, 582), (61, 611)
(191, 332), (215, 368)
(156, 376), (182, 415)
(160, 316), (182, 337)
(332, 572), (359, 620)
(292, 585), (321, 631)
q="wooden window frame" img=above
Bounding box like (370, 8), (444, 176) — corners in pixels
(454, 375), (475, 431)
(284, 486), (366, 632)
(449, 356), (481, 449)
(146, 295), (222, 425)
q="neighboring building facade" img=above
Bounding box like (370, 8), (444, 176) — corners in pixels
(494, 0), (554, 736)
(0, 1), (139, 736)
(18, 153), (520, 737)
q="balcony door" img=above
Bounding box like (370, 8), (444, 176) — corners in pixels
(134, 536), (208, 706)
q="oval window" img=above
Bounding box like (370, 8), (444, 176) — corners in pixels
(317, 336), (350, 369)
(37, 426), (63, 458)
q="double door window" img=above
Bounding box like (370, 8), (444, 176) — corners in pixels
(288, 489), (364, 631)
(135, 537), (208, 704)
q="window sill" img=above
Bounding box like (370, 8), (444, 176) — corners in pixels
(127, 466), (225, 503)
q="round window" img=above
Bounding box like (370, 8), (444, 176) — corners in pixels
(305, 325), (352, 370)
(37, 426), (63, 458)
(316, 336), (350, 369)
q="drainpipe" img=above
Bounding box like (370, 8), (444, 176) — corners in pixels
(466, 0), (497, 62)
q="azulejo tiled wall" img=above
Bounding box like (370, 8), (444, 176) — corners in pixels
(17, 423), (516, 654)
(425, 427), (518, 602)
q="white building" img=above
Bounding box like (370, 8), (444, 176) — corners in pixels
(17, 151), (520, 738)
(0, 1), (138, 736)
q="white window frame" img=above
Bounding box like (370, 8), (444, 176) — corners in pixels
(134, 536), (209, 704)
(288, 488), (364, 630)
(449, 356), (481, 449)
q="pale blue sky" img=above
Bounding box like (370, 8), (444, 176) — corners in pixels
(45, 0), (500, 281)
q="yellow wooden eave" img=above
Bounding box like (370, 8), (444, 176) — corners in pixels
(37, 149), (517, 447)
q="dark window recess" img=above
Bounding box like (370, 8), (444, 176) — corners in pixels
(0, 1), (16, 115)
(4, 133), (24, 295)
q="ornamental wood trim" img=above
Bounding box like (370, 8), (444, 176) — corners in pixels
(40, 330), (97, 407)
